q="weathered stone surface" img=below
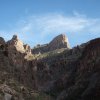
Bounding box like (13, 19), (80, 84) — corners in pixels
(0, 34), (100, 100)
(49, 34), (70, 51)
(4, 93), (12, 100)
(42, 38), (100, 100)
(24, 44), (31, 54)
(6, 35), (32, 67)
(7, 35), (25, 53)
(0, 84), (17, 100)
(32, 34), (70, 54)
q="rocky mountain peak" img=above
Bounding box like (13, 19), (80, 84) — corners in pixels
(49, 34), (70, 51)
(7, 35), (25, 53)
(32, 33), (70, 54)
(12, 35), (18, 40)
(54, 34), (68, 42)
(7, 35), (32, 55)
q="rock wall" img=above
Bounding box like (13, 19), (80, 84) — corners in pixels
(32, 34), (70, 54)
(49, 34), (70, 51)
(0, 34), (100, 100)
(42, 38), (100, 100)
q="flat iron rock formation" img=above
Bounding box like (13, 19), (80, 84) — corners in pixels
(0, 34), (100, 100)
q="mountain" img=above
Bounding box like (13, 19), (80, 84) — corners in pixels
(32, 34), (70, 54)
(0, 34), (100, 100)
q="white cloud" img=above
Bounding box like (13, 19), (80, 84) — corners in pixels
(14, 13), (100, 35)
(0, 12), (100, 47)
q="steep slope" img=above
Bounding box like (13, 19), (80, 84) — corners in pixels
(0, 34), (100, 100)
(42, 38), (100, 100)
(0, 36), (54, 100)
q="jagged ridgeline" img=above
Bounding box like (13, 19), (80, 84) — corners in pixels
(0, 34), (100, 100)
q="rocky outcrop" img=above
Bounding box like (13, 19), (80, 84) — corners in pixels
(7, 35), (32, 66)
(49, 34), (70, 51)
(6, 35), (36, 89)
(0, 84), (16, 100)
(0, 34), (100, 100)
(32, 34), (70, 54)
(42, 38), (100, 100)
(7, 35), (25, 53)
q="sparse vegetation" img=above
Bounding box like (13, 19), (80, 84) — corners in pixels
(25, 48), (67, 61)
(36, 48), (67, 59)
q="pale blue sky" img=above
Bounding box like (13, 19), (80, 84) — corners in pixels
(0, 0), (100, 47)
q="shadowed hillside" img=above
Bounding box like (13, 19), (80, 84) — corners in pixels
(0, 34), (100, 100)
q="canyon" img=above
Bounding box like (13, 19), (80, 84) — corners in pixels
(0, 34), (100, 100)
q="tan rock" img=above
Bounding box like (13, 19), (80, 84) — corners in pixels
(32, 34), (70, 54)
(49, 34), (70, 51)
(7, 35), (25, 53)
(24, 44), (31, 54)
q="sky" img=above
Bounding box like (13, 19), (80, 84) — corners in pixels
(0, 0), (100, 47)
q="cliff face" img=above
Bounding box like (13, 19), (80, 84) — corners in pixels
(43, 38), (100, 100)
(48, 34), (70, 51)
(0, 34), (100, 100)
(32, 34), (70, 54)
(0, 35), (54, 100)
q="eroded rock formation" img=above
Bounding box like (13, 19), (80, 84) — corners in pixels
(49, 34), (70, 50)
(0, 34), (100, 100)
(32, 34), (70, 54)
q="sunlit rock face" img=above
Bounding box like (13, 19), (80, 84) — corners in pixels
(6, 35), (32, 71)
(48, 34), (70, 51)
(4, 35), (36, 90)
(7, 35), (25, 68)
(7, 35), (25, 53)
(32, 33), (70, 54)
